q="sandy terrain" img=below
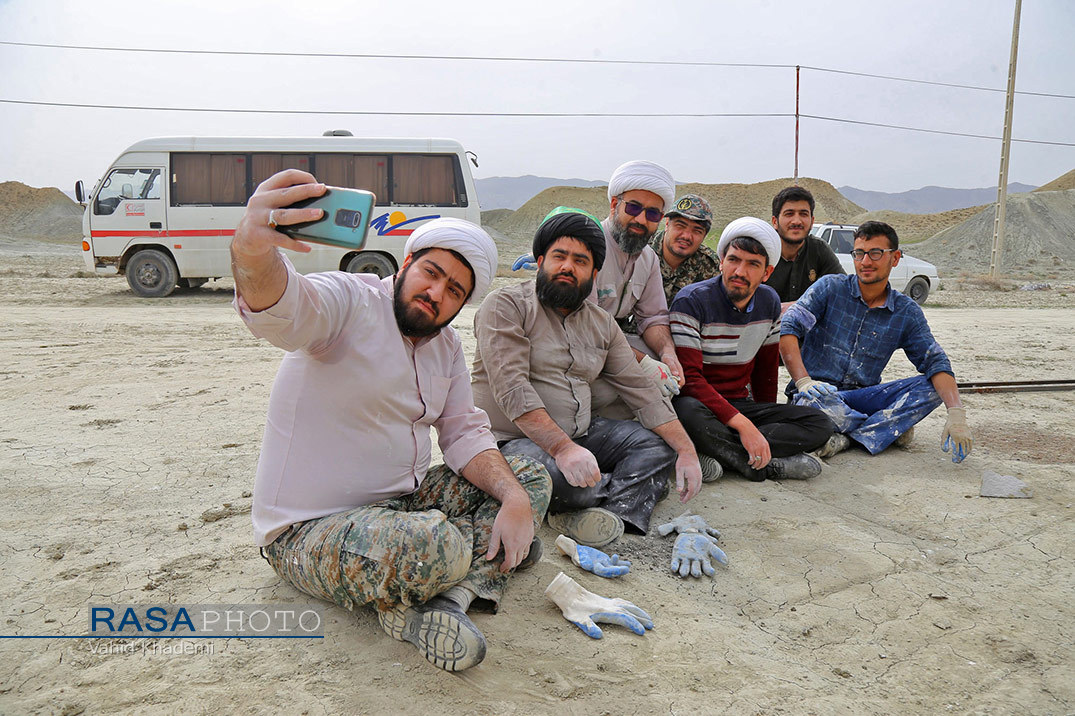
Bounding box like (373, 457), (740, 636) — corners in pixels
(1, 243), (1073, 715)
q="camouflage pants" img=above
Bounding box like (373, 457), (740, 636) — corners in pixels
(263, 454), (551, 613)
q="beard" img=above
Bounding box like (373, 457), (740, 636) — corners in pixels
(610, 215), (654, 255)
(723, 277), (755, 304)
(536, 266), (593, 312)
(393, 265), (456, 338)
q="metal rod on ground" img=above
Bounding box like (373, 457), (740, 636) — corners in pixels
(957, 379), (1075, 394)
(989, 0), (1022, 277)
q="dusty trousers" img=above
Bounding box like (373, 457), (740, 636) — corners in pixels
(673, 396), (833, 476)
(262, 454), (551, 613)
(499, 416), (676, 535)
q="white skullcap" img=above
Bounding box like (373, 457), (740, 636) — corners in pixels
(404, 218), (498, 302)
(607, 160), (675, 212)
(716, 217), (781, 267)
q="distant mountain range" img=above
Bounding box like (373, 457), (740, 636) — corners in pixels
(475, 175), (606, 210)
(838, 183), (1037, 214)
(476, 176), (1041, 214)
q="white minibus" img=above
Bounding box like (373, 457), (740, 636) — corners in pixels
(76, 133), (481, 297)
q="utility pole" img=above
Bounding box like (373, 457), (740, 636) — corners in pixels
(989, 0), (1022, 276)
(794, 65), (800, 185)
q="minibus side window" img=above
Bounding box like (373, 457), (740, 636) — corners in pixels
(251, 154), (312, 198)
(172, 153), (248, 206)
(94, 168), (159, 215)
(392, 155), (458, 206)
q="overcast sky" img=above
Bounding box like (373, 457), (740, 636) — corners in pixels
(1, 0), (1073, 194)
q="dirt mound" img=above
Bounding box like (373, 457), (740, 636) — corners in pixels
(0, 182), (83, 244)
(493, 177), (864, 246)
(911, 189), (1075, 273)
(480, 208), (515, 233)
(849, 205), (985, 244)
(1034, 168), (1075, 193)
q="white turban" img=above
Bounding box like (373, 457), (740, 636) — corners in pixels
(716, 217), (781, 267)
(607, 160), (675, 212)
(404, 218), (498, 302)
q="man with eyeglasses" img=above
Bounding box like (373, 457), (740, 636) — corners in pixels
(589, 160), (685, 413)
(764, 186), (844, 311)
(780, 221), (973, 463)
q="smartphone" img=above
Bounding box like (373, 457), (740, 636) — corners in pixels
(280, 186), (376, 249)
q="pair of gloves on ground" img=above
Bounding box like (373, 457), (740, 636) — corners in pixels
(545, 512), (727, 639)
(795, 377), (973, 463)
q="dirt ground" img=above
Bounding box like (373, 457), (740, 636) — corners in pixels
(0, 242), (1072, 715)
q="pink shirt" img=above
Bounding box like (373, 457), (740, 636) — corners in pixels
(236, 258), (497, 546)
(589, 217), (670, 335)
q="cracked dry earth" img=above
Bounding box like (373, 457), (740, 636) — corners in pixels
(0, 246), (1072, 715)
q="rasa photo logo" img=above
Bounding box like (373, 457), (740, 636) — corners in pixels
(88, 603), (325, 638)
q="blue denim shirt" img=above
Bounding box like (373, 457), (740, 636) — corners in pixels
(780, 274), (953, 391)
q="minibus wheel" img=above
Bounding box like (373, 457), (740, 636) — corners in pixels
(126, 249), (178, 298)
(345, 252), (395, 278)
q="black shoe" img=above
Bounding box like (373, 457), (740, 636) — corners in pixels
(515, 536), (543, 571)
(377, 596), (487, 671)
(763, 453), (823, 480)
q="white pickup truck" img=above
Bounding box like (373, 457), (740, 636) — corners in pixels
(809, 223), (940, 305)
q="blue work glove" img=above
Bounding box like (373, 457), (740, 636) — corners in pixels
(545, 572), (654, 639)
(671, 532), (728, 578)
(657, 511), (728, 579)
(941, 406), (972, 463)
(795, 376), (839, 399)
(555, 534), (631, 578)
(512, 253), (537, 271)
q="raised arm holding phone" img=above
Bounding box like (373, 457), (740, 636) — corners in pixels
(233, 170), (552, 672)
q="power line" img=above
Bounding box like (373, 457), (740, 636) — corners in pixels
(3, 96), (1073, 147)
(0, 40), (792, 70)
(0, 98), (790, 118)
(800, 65), (1074, 100)
(802, 114), (1075, 147)
(3, 39), (1072, 99)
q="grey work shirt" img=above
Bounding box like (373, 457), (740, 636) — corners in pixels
(471, 280), (676, 442)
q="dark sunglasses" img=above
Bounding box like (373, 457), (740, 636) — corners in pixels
(850, 248), (897, 261)
(620, 199), (664, 223)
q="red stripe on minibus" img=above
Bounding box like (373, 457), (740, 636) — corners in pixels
(90, 230), (237, 238)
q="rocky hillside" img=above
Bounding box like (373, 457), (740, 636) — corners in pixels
(0, 181), (82, 244)
(912, 189), (1075, 274)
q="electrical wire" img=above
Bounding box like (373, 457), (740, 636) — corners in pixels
(2, 39), (1072, 99)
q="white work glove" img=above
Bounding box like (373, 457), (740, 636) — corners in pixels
(941, 406), (972, 463)
(544, 572), (653, 639)
(795, 376), (839, 399)
(639, 354), (680, 397)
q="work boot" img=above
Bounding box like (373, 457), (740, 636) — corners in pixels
(377, 596), (487, 671)
(547, 508), (624, 549)
(814, 433), (851, 459)
(762, 453), (823, 480)
(515, 536), (543, 571)
(699, 453), (724, 483)
(894, 426), (915, 449)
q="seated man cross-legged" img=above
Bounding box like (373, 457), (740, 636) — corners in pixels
(234, 171), (552, 672)
(670, 217), (834, 481)
(779, 220), (973, 462)
(472, 208), (703, 549)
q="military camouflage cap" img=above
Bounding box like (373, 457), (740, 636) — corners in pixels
(665, 194), (713, 229)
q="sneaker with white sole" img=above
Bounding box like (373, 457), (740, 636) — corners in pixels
(814, 433), (851, 459)
(763, 452), (823, 480)
(698, 453), (724, 483)
(377, 596), (487, 672)
(547, 507), (624, 548)
(894, 426), (915, 448)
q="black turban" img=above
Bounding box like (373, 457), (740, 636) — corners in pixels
(532, 207), (606, 271)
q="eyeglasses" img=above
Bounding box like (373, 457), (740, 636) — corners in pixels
(620, 198), (664, 223)
(850, 248), (897, 261)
